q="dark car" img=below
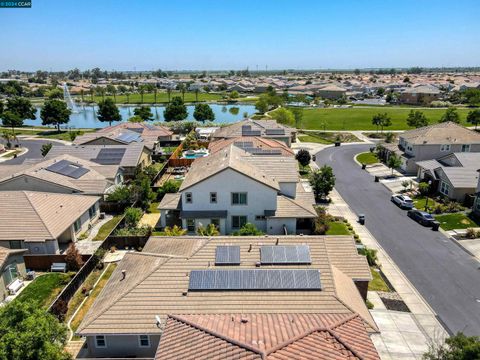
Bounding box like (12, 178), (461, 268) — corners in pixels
(407, 210), (435, 227)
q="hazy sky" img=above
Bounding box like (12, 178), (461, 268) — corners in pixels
(0, 0), (479, 71)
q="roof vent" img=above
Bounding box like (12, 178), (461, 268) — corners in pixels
(275, 238), (279, 245)
(182, 291), (188, 296)
(121, 270), (126, 280)
(248, 244), (252, 252)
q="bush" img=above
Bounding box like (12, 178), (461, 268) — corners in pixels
(106, 185), (131, 204)
(157, 225), (187, 236)
(232, 223), (264, 236)
(65, 243), (84, 271)
(113, 225), (152, 236)
(197, 223), (220, 236)
(465, 228), (480, 239)
(123, 207), (143, 228)
(313, 207), (333, 235)
(157, 180), (181, 200)
(358, 247), (378, 266)
(295, 149), (311, 167)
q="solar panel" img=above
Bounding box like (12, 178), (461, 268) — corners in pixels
(93, 148), (127, 165)
(215, 246), (240, 265)
(115, 132), (141, 143)
(46, 160), (90, 179)
(188, 269), (321, 291)
(260, 245), (311, 265)
(128, 127), (144, 134)
(265, 128), (285, 135)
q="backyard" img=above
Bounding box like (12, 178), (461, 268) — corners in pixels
(93, 215), (123, 241)
(299, 106), (472, 130)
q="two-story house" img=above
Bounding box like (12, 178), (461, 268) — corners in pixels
(380, 122), (480, 174)
(158, 144), (316, 235)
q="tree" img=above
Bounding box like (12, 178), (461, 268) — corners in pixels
(97, 98), (121, 126)
(255, 98), (269, 114)
(296, 149), (311, 167)
(158, 180), (181, 200)
(166, 88), (172, 103)
(106, 84), (116, 101)
(292, 107), (303, 128)
(40, 99), (71, 131)
(164, 96), (188, 121)
(309, 165), (335, 201)
(197, 223), (220, 236)
(371, 113), (383, 133)
(41, 142), (52, 157)
(1, 111), (22, 134)
(406, 110), (429, 128)
(270, 107), (294, 126)
(128, 115), (143, 123)
(124, 207), (143, 228)
(229, 90), (239, 100)
(418, 181), (430, 195)
(47, 88), (63, 99)
(0, 301), (71, 360)
(1, 129), (17, 149)
(372, 112), (391, 133)
(440, 107), (460, 123)
(386, 153), (402, 175)
(133, 106), (154, 121)
(423, 332), (480, 360)
(193, 103), (215, 122)
(131, 172), (156, 209)
(194, 88), (199, 102)
(106, 185), (131, 204)
(5, 97), (36, 133)
(65, 243), (84, 271)
(466, 109), (480, 129)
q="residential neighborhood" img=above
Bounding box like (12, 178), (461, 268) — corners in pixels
(0, 1), (480, 360)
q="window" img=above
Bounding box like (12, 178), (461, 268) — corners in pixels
(211, 218), (220, 228)
(406, 143), (413, 152)
(95, 335), (107, 348)
(88, 204), (97, 219)
(440, 144), (451, 152)
(461, 144), (470, 152)
(231, 192), (247, 205)
(255, 215), (266, 221)
(73, 219), (81, 232)
(210, 192), (217, 203)
(187, 219), (195, 232)
(9, 240), (22, 249)
(440, 181), (450, 196)
(2, 264), (18, 286)
(232, 216), (247, 229)
(138, 335), (150, 348)
(185, 192), (192, 204)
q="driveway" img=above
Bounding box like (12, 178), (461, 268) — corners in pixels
(0, 138), (64, 164)
(316, 144), (480, 336)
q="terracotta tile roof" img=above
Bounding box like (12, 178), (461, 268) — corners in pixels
(156, 313), (379, 360)
(77, 236), (376, 336)
(400, 122), (480, 145)
(209, 137), (294, 157)
(212, 120), (295, 140)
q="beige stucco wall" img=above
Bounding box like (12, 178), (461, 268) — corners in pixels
(85, 334), (160, 358)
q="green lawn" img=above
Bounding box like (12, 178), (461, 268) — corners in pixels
(368, 268), (391, 292)
(93, 215), (123, 241)
(3, 128), (95, 141)
(356, 152), (379, 165)
(412, 196), (440, 211)
(298, 131), (360, 144)
(80, 91), (224, 104)
(435, 213), (480, 231)
(326, 221), (351, 235)
(15, 272), (74, 307)
(299, 107), (472, 131)
(148, 202), (160, 214)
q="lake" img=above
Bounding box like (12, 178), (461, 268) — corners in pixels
(25, 103), (256, 129)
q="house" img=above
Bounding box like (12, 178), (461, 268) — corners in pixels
(417, 153), (480, 202)
(45, 144), (152, 179)
(74, 122), (173, 153)
(399, 85), (441, 105)
(379, 122), (480, 174)
(0, 191), (100, 254)
(211, 119), (296, 146)
(316, 84), (347, 99)
(208, 136), (295, 157)
(76, 235), (377, 359)
(158, 144), (317, 235)
(0, 247), (27, 301)
(0, 155), (123, 196)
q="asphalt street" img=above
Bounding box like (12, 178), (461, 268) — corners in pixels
(0, 138), (64, 164)
(316, 144), (480, 336)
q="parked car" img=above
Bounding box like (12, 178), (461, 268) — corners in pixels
(407, 210), (435, 227)
(391, 194), (414, 209)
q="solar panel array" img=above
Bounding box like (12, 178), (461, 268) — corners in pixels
(242, 130), (262, 136)
(128, 127), (144, 134)
(93, 148), (127, 165)
(247, 149), (283, 156)
(215, 246), (240, 265)
(233, 141), (254, 148)
(189, 269), (321, 291)
(265, 128), (285, 135)
(260, 245), (311, 265)
(144, 123), (158, 131)
(115, 132), (141, 143)
(46, 160), (90, 179)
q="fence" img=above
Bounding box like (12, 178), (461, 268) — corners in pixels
(103, 235), (150, 250)
(25, 254), (90, 271)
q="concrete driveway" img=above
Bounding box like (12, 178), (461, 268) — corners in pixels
(315, 144), (480, 336)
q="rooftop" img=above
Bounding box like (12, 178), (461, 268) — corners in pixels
(400, 122), (480, 145)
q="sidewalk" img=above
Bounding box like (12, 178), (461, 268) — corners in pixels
(327, 188), (448, 346)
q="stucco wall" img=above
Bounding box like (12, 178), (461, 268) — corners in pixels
(266, 218), (297, 235)
(85, 334), (160, 358)
(0, 253), (26, 300)
(0, 175), (76, 193)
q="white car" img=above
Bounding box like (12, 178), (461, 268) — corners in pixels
(391, 194), (414, 209)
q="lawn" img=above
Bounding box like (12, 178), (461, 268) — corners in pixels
(15, 272), (74, 307)
(148, 202), (160, 214)
(298, 131), (360, 144)
(298, 163), (311, 179)
(3, 128), (95, 141)
(356, 152), (379, 165)
(299, 107), (472, 131)
(93, 215), (123, 241)
(368, 268), (391, 292)
(435, 213), (480, 231)
(81, 91), (223, 104)
(326, 221), (351, 235)
(412, 196), (440, 211)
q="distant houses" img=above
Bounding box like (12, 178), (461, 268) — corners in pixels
(398, 84), (441, 105)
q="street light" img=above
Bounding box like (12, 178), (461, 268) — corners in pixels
(424, 180), (432, 211)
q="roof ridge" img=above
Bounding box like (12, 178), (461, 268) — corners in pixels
(22, 191), (56, 239)
(281, 195), (317, 216)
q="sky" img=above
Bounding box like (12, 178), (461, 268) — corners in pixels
(0, 0), (479, 71)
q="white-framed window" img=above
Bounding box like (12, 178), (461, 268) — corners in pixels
(255, 215), (266, 221)
(74, 219), (81, 233)
(231, 192), (247, 205)
(232, 216), (247, 229)
(440, 144), (451, 152)
(186, 219), (195, 232)
(440, 181), (450, 196)
(185, 192), (192, 204)
(138, 335), (150, 348)
(461, 144), (470, 152)
(95, 335), (107, 348)
(210, 192), (217, 203)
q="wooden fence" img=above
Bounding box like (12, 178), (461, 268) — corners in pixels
(25, 254), (90, 271)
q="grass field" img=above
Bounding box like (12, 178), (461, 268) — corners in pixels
(299, 107), (472, 130)
(79, 91), (224, 104)
(356, 152), (379, 165)
(435, 213), (480, 231)
(15, 272), (74, 307)
(325, 221), (351, 235)
(2, 127), (95, 141)
(298, 131), (360, 144)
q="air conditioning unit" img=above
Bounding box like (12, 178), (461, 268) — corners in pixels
(99, 212), (106, 219)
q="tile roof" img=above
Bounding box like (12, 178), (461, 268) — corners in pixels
(274, 195), (317, 218)
(208, 136), (294, 157)
(324, 237), (372, 281)
(212, 120), (295, 140)
(400, 122), (480, 145)
(157, 193), (181, 210)
(77, 236), (376, 336)
(0, 191), (99, 241)
(440, 167), (479, 188)
(156, 313), (379, 360)
(0, 247), (27, 270)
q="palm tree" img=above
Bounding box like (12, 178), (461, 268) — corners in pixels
(154, 87), (157, 104)
(89, 88), (94, 102)
(167, 88), (172, 103)
(112, 87), (117, 102)
(180, 84), (186, 101)
(194, 88), (199, 102)
(80, 89), (85, 103)
(139, 86), (145, 103)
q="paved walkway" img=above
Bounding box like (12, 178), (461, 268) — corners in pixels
(74, 215), (113, 255)
(327, 188), (448, 343)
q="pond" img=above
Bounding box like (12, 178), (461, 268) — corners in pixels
(25, 103), (256, 129)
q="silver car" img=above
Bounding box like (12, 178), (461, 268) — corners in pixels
(391, 194), (414, 209)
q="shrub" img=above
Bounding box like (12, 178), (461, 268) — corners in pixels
(158, 225), (187, 236)
(157, 180), (181, 200)
(197, 223), (220, 236)
(106, 185), (131, 204)
(113, 225), (152, 236)
(124, 207), (143, 228)
(232, 223), (264, 236)
(465, 228), (479, 239)
(295, 149), (311, 167)
(65, 243), (84, 271)
(358, 247), (378, 266)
